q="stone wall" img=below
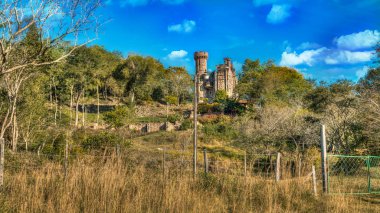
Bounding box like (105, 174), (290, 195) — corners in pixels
(128, 122), (180, 133)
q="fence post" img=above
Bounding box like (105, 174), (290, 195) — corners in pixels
(276, 152), (281, 182)
(116, 144), (120, 158)
(244, 151), (247, 177)
(64, 140), (68, 179)
(298, 158), (302, 177)
(367, 156), (371, 193)
(193, 76), (198, 178)
(320, 124), (328, 193)
(162, 148), (166, 181)
(203, 148), (208, 174)
(0, 138), (4, 187)
(312, 165), (317, 196)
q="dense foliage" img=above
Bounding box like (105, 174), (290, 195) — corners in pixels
(1, 21), (379, 157)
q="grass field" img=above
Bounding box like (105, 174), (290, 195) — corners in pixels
(1, 151), (380, 213)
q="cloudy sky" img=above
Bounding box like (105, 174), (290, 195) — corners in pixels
(97, 0), (380, 82)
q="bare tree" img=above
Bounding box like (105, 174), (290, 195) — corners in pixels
(0, 0), (102, 147)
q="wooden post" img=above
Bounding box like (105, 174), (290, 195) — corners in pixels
(298, 158), (302, 177)
(193, 76), (198, 178)
(276, 152), (281, 182)
(162, 148), (166, 181)
(320, 124), (328, 193)
(64, 140), (68, 179)
(244, 151), (247, 177)
(203, 148), (208, 174)
(0, 138), (4, 187)
(116, 144), (120, 158)
(312, 165), (317, 196)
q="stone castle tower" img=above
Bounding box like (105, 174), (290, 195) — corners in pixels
(194, 51), (237, 102)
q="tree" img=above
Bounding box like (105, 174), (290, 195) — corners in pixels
(113, 55), (166, 104)
(236, 105), (318, 153)
(306, 80), (365, 154)
(355, 44), (380, 154)
(236, 59), (312, 105)
(0, 0), (101, 76)
(0, 0), (101, 145)
(165, 67), (192, 105)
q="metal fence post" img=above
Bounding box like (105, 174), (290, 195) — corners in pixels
(276, 152), (281, 182)
(203, 148), (208, 174)
(0, 138), (4, 187)
(320, 124), (328, 193)
(367, 156), (371, 193)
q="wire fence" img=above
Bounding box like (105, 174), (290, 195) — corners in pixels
(327, 155), (380, 194)
(2, 145), (318, 183)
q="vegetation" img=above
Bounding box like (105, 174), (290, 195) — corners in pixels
(1, 153), (380, 212)
(1, 0), (380, 211)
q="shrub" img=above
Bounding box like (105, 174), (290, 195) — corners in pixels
(198, 103), (223, 114)
(152, 87), (164, 102)
(202, 122), (237, 142)
(81, 131), (126, 150)
(103, 106), (134, 128)
(179, 119), (192, 130)
(198, 114), (219, 124)
(224, 99), (246, 115)
(167, 114), (181, 123)
(214, 90), (228, 103)
(165, 96), (179, 105)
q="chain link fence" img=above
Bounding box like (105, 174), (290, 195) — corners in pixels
(327, 155), (380, 194)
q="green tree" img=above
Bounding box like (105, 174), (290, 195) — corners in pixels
(237, 59), (312, 105)
(113, 55), (166, 103)
(165, 67), (192, 104)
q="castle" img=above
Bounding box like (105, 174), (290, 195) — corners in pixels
(194, 51), (237, 102)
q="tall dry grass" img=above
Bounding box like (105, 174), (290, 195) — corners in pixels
(0, 156), (379, 213)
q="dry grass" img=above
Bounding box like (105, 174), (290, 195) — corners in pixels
(1, 156), (380, 213)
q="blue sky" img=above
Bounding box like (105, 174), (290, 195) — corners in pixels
(95, 0), (380, 82)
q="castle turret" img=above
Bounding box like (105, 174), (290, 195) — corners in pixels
(194, 52), (209, 102)
(224, 57), (231, 67)
(194, 51), (208, 76)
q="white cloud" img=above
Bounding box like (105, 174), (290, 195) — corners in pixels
(266, 4), (291, 24)
(335, 30), (380, 50)
(324, 50), (374, 65)
(168, 20), (196, 33)
(356, 66), (369, 79)
(297, 42), (321, 50)
(120, 0), (149, 7)
(280, 48), (326, 66)
(280, 48), (375, 67)
(167, 50), (188, 59)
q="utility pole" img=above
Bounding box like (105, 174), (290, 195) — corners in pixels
(193, 75), (198, 178)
